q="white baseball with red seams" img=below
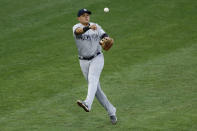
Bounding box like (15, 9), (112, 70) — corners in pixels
(104, 7), (109, 12)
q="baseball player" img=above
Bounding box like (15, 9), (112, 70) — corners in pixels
(72, 8), (117, 124)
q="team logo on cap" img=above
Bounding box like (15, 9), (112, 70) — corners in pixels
(84, 9), (87, 11)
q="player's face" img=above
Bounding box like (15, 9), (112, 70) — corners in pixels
(78, 13), (90, 25)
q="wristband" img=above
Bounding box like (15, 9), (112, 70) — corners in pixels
(83, 26), (90, 32)
(101, 33), (109, 39)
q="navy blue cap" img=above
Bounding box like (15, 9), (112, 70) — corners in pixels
(77, 8), (91, 17)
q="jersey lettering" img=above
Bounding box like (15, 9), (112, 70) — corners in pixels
(76, 34), (100, 41)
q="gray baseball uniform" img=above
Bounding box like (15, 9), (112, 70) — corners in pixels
(73, 22), (116, 116)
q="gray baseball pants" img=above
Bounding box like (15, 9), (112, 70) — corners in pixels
(79, 53), (116, 116)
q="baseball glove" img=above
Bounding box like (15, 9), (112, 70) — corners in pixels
(99, 37), (114, 51)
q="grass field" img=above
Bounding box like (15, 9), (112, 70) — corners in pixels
(0, 0), (197, 130)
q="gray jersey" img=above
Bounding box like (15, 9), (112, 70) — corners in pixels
(73, 22), (106, 57)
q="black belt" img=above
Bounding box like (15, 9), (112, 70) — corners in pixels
(79, 52), (101, 60)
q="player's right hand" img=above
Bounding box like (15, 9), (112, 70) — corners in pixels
(90, 24), (97, 30)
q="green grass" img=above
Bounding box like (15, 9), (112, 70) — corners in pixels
(0, 0), (197, 130)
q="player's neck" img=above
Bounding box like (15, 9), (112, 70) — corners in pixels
(81, 22), (90, 26)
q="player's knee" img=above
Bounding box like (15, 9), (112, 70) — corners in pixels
(88, 75), (98, 84)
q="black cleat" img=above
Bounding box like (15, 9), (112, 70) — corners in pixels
(77, 100), (89, 112)
(110, 115), (117, 124)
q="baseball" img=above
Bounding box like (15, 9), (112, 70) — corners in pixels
(104, 7), (109, 13)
